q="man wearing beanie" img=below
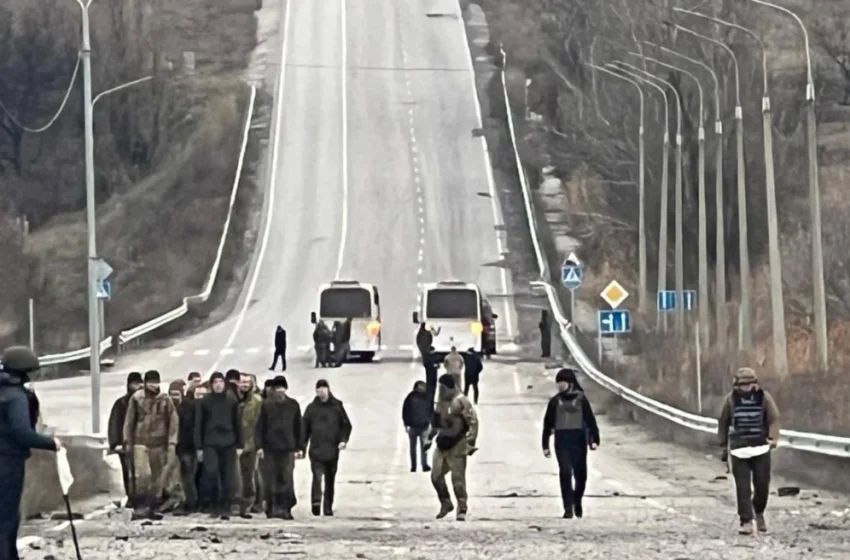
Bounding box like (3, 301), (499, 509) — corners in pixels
(303, 379), (353, 516)
(195, 371), (243, 518)
(107, 371), (143, 507)
(423, 373), (478, 521)
(255, 375), (304, 519)
(718, 367), (780, 535)
(176, 380), (202, 513)
(122, 370), (178, 520)
(542, 368), (599, 519)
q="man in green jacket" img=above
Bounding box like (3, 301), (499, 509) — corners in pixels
(237, 373), (264, 517)
(717, 367), (780, 535)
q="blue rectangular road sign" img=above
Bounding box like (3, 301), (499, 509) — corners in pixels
(598, 309), (631, 335)
(561, 265), (583, 290)
(657, 290), (676, 311)
(97, 279), (112, 300)
(682, 290), (697, 311)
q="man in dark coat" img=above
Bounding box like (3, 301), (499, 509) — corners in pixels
(107, 371), (143, 507)
(255, 375), (304, 519)
(462, 349), (483, 405)
(195, 372), (243, 518)
(402, 380), (432, 472)
(423, 347), (439, 403)
(302, 379), (352, 516)
(270, 326), (287, 371)
(0, 346), (60, 559)
(541, 368), (600, 519)
(176, 382), (204, 513)
(313, 322), (332, 367)
(539, 309), (552, 358)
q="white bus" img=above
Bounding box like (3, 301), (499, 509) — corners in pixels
(412, 280), (498, 359)
(310, 280), (381, 362)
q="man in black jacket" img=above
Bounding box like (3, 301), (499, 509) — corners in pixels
(541, 368), (600, 519)
(270, 325), (287, 371)
(303, 379), (352, 516)
(107, 371), (143, 507)
(402, 381), (432, 472)
(195, 372), (243, 518)
(176, 382), (204, 513)
(462, 349), (483, 405)
(423, 347), (439, 403)
(0, 346), (61, 559)
(255, 375), (304, 519)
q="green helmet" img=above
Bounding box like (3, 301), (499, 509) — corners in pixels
(1, 346), (40, 375)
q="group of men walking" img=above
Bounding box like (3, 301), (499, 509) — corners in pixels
(107, 369), (352, 521)
(0, 333), (785, 546)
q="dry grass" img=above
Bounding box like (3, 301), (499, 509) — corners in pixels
(475, 0), (850, 436)
(0, 1), (260, 355)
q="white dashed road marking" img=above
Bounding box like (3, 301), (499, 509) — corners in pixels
(193, 349), (210, 356)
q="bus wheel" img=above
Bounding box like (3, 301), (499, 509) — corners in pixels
(360, 352), (375, 363)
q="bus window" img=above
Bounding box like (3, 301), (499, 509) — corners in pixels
(320, 288), (372, 318)
(426, 289), (479, 319)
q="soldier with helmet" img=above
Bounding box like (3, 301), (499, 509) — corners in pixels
(0, 346), (62, 558)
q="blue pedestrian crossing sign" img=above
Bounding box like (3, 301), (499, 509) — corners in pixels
(657, 290), (676, 311)
(561, 265), (583, 290)
(682, 290), (697, 311)
(598, 309), (631, 334)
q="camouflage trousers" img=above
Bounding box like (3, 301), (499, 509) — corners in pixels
(430, 447), (468, 512)
(131, 445), (174, 506)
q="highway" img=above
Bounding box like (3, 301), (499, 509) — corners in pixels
(21, 0), (849, 557)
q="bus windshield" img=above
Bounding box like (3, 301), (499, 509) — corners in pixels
(320, 288), (372, 318)
(425, 289), (479, 319)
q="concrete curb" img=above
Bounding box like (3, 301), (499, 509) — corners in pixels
(22, 438), (112, 520)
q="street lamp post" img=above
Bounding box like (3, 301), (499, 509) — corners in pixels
(73, 0), (102, 434)
(748, 0), (825, 372)
(643, 41), (726, 348)
(75, 0), (154, 433)
(632, 53), (710, 348)
(587, 63), (647, 313)
(667, 23), (755, 354)
(612, 62), (680, 333)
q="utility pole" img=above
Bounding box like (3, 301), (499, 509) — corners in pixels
(76, 0), (102, 434)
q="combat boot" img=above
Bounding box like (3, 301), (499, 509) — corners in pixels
(436, 501), (454, 519)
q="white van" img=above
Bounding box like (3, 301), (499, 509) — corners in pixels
(412, 280), (498, 359)
(311, 280), (381, 362)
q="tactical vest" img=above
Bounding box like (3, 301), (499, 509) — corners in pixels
(730, 390), (767, 445)
(554, 393), (585, 431)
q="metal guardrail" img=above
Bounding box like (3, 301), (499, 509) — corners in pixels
(498, 46), (850, 459)
(32, 85), (257, 366)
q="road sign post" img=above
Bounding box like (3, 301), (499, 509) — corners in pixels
(561, 253), (583, 331)
(597, 280), (630, 366)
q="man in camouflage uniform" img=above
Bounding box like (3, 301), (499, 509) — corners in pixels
(424, 374), (478, 521)
(123, 370), (179, 520)
(237, 373), (264, 517)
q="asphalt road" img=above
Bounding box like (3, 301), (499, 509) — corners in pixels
(21, 0), (850, 557)
(21, 362), (850, 558)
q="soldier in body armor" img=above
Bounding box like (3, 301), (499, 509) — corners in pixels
(717, 367), (780, 535)
(423, 374), (478, 521)
(541, 368), (600, 519)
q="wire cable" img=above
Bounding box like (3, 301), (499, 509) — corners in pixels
(0, 52), (81, 133)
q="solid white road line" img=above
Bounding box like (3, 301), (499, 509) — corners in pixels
(454, 9), (515, 342)
(334, 0), (349, 280)
(207, 0), (292, 375)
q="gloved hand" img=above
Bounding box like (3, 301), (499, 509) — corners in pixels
(720, 449), (728, 463)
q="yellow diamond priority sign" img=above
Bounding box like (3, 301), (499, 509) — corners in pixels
(600, 280), (629, 309)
